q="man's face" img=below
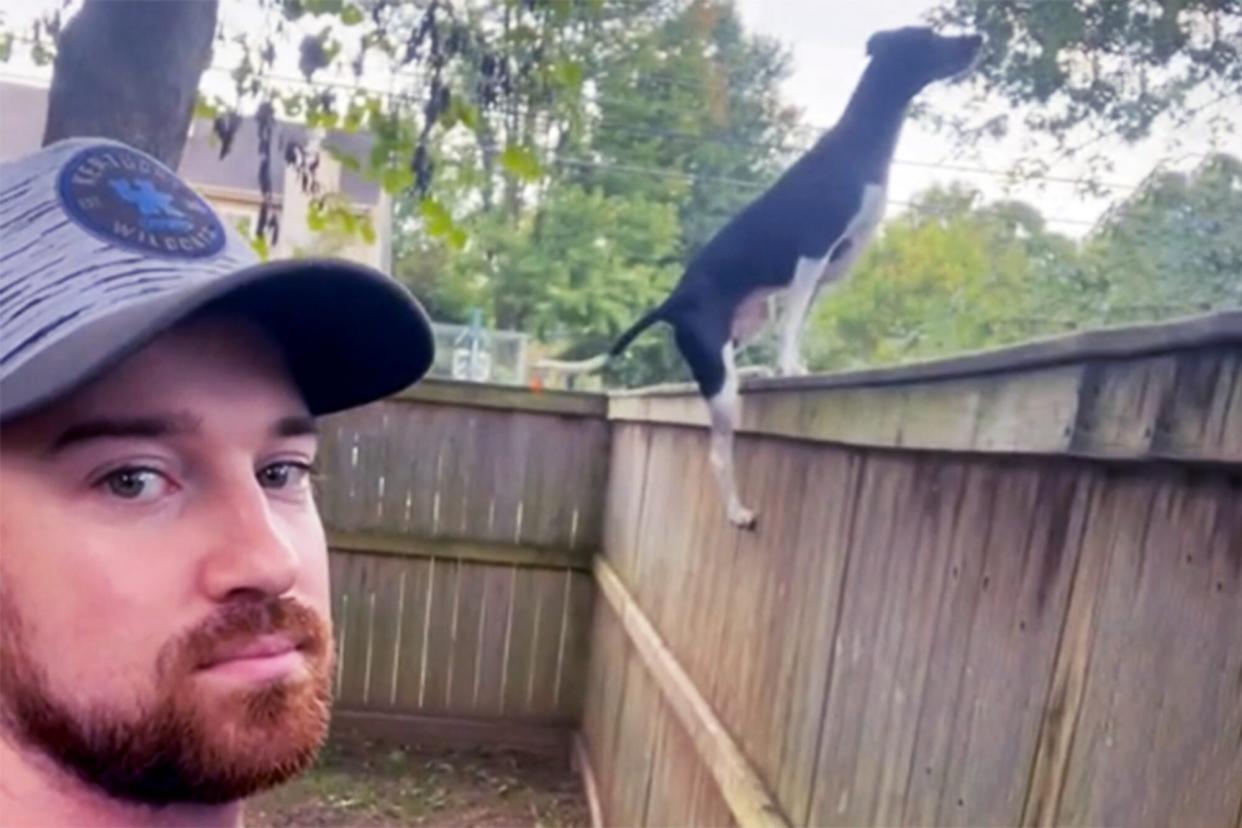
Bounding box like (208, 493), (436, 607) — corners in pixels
(0, 316), (334, 805)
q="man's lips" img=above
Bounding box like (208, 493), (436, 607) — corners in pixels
(197, 634), (308, 681)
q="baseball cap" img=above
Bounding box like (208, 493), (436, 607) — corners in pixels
(0, 138), (435, 424)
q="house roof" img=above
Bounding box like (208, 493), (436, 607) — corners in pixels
(0, 79), (380, 205)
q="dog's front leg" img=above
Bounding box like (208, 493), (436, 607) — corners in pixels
(776, 255), (825, 376)
(707, 343), (757, 529)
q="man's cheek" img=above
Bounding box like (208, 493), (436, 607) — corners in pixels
(49, 537), (181, 685)
(292, 517), (332, 613)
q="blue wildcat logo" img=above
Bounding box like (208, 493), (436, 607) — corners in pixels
(107, 178), (194, 233)
(58, 145), (224, 258)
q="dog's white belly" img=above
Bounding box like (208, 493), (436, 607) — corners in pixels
(730, 183), (886, 343)
(819, 181), (887, 284)
(732, 287), (778, 341)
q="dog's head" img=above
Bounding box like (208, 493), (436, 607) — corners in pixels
(865, 27), (983, 92)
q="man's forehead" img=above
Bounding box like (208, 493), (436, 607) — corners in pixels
(2, 315), (312, 447)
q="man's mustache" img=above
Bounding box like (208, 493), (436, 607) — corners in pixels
(160, 597), (331, 680)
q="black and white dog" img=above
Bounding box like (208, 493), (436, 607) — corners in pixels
(542, 27), (983, 528)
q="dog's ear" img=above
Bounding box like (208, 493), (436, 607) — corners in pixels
(866, 30), (891, 58)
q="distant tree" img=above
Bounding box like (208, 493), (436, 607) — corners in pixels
(927, 0), (1240, 187)
(931, 0), (1240, 146)
(1077, 152), (1242, 325)
(802, 186), (1083, 370)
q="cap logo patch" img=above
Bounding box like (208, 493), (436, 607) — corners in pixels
(57, 144), (225, 258)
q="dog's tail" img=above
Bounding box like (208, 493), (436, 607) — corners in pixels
(534, 352), (611, 373)
(536, 304), (668, 374)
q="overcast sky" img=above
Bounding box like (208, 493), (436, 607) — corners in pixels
(3, 0), (1236, 237)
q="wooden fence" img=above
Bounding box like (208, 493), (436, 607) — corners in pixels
(315, 380), (608, 753)
(583, 312), (1242, 827)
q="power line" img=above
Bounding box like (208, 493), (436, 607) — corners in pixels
(588, 118), (1141, 192)
(508, 152), (1102, 228)
(198, 63), (1147, 197)
(0, 76), (1111, 229)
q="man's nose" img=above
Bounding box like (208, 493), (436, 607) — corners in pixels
(197, 478), (299, 602)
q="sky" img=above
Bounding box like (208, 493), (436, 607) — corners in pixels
(2, 0), (1237, 238)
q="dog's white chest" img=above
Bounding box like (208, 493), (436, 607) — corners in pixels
(825, 182), (886, 279)
(852, 182), (888, 231)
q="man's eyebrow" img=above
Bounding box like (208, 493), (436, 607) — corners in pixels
(274, 415), (318, 439)
(48, 413), (202, 454)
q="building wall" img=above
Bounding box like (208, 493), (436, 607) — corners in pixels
(0, 79), (390, 271)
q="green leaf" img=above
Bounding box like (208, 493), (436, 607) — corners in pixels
(381, 166), (415, 194)
(553, 59), (584, 90)
(419, 198), (468, 249)
(281, 94), (304, 117)
(360, 216), (377, 245)
(442, 98), (480, 131)
(193, 96), (217, 120)
(339, 4), (364, 25)
(419, 198), (454, 235)
(0, 34), (15, 63)
(499, 144), (542, 182)
(343, 102), (366, 131)
(307, 203), (327, 233)
(250, 233), (270, 260)
(303, 0), (342, 13)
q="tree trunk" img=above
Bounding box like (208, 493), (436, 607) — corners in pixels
(42, 0), (219, 168)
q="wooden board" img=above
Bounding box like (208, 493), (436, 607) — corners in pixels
(1049, 470), (1242, 827)
(394, 377), (607, 417)
(609, 345), (1242, 464)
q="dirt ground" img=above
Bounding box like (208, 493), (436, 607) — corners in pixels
(246, 740), (590, 827)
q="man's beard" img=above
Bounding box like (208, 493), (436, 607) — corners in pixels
(0, 590), (334, 806)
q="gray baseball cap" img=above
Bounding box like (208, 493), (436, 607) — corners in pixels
(0, 138), (435, 424)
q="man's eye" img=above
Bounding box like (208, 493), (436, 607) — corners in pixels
(98, 468), (174, 502)
(258, 461), (314, 491)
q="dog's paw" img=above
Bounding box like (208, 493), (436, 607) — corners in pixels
(729, 505), (758, 531)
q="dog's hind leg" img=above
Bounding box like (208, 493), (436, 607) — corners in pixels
(677, 321), (757, 529)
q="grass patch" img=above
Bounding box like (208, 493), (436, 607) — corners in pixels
(247, 740), (589, 827)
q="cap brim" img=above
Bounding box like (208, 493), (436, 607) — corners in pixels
(1, 258), (435, 422)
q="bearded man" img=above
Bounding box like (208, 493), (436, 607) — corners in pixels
(0, 138), (434, 825)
